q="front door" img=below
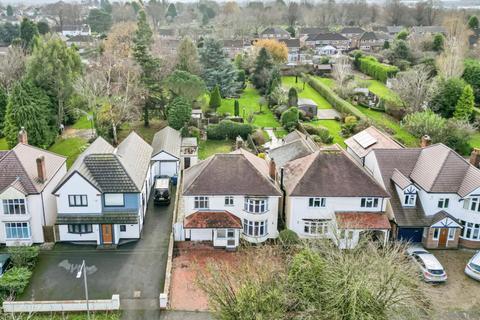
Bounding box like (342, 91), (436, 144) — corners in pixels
(102, 224), (113, 244)
(438, 228), (448, 247)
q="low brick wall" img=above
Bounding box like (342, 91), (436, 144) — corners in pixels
(3, 295), (120, 313)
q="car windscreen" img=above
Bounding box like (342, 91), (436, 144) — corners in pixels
(428, 269), (444, 275)
(470, 262), (480, 272)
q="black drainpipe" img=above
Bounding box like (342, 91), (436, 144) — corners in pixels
(279, 167), (287, 229)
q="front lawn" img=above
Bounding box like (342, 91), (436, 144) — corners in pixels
(198, 140), (233, 159)
(307, 119), (345, 147)
(355, 105), (417, 147)
(282, 76), (333, 109)
(48, 137), (88, 168)
(217, 86), (280, 128)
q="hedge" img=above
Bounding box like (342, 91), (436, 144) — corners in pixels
(305, 75), (368, 121)
(358, 56), (399, 83)
(206, 120), (253, 140)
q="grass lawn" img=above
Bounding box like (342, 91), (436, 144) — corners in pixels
(314, 76), (336, 89)
(71, 113), (93, 130)
(48, 137), (88, 168)
(470, 132), (480, 149)
(274, 129), (288, 138)
(198, 140), (233, 159)
(217, 86), (280, 128)
(355, 105), (418, 147)
(282, 76), (333, 109)
(307, 119), (345, 147)
(118, 119), (166, 144)
(0, 137), (8, 150)
(366, 80), (401, 104)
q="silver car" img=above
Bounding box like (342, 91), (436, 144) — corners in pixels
(407, 245), (447, 283)
(465, 251), (480, 281)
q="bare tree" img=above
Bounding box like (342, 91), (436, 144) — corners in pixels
(391, 65), (433, 114)
(437, 13), (470, 79)
(0, 46), (26, 92)
(332, 55), (352, 98)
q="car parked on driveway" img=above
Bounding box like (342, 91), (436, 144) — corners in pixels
(407, 245), (447, 283)
(465, 251), (480, 281)
(154, 176), (172, 205)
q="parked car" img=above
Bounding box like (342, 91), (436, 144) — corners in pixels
(465, 251), (480, 281)
(0, 254), (11, 276)
(154, 176), (172, 205)
(406, 245), (447, 283)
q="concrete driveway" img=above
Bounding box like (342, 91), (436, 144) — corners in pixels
(21, 190), (175, 307)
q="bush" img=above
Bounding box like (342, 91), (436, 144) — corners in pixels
(252, 129), (266, 145)
(206, 120), (253, 140)
(278, 229), (299, 248)
(463, 59), (480, 104)
(317, 127), (334, 144)
(281, 107), (299, 131)
(305, 75), (367, 121)
(357, 56), (399, 82)
(8, 246), (39, 270)
(302, 124), (320, 135)
(0, 267), (32, 296)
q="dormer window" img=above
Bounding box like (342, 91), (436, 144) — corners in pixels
(403, 194), (416, 206)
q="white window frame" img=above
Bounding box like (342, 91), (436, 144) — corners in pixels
(437, 198), (450, 209)
(194, 196), (209, 209)
(308, 197), (326, 208)
(68, 224), (93, 234)
(448, 228), (455, 240)
(432, 228), (440, 240)
(243, 219), (268, 237)
(470, 197), (480, 212)
(104, 193), (124, 207)
(360, 197), (379, 208)
(303, 219), (329, 236)
(5, 222), (30, 239)
(244, 198), (268, 214)
(2, 199), (27, 215)
(217, 229), (226, 238)
(224, 196), (234, 206)
(403, 194), (416, 206)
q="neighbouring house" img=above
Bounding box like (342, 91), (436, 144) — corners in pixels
(373, 26), (404, 37)
(282, 148), (391, 249)
(280, 38), (301, 64)
(259, 27), (290, 39)
(345, 126), (403, 167)
(298, 27), (329, 38)
(66, 35), (95, 52)
(151, 126), (198, 180)
(410, 26), (446, 36)
(305, 33), (350, 52)
(0, 130), (67, 246)
(53, 132), (153, 247)
(318, 45), (337, 55)
(340, 27), (365, 40)
(358, 32), (386, 51)
(61, 24), (91, 37)
(175, 148), (282, 249)
(365, 141), (480, 249)
(267, 129), (318, 169)
(222, 39), (249, 59)
(156, 39), (180, 56)
(297, 98), (318, 117)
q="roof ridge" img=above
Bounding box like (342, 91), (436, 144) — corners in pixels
(14, 143), (67, 161)
(240, 153), (280, 193)
(291, 151), (320, 194)
(112, 154), (140, 192)
(6, 151), (37, 193)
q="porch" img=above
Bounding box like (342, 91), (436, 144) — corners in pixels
(335, 212), (391, 249)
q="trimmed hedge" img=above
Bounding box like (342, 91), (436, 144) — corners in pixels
(206, 120), (253, 140)
(358, 56), (399, 83)
(305, 75), (368, 121)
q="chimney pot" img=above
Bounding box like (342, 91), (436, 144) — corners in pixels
(421, 135), (431, 148)
(269, 158), (276, 181)
(18, 127), (28, 145)
(470, 148), (480, 168)
(36, 156), (47, 183)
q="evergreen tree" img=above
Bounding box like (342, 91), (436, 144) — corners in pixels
(209, 85), (222, 112)
(176, 37), (201, 75)
(288, 87), (298, 107)
(199, 38), (239, 97)
(20, 18), (38, 51)
(267, 68), (281, 96)
(234, 100), (240, 117)
(6, 5), (13, 17)
(281, 107), (299, 131)
(27, 37), (82, 127)
(4, 80), (55, 148)
(133, 10), (161, 127)
(432, 34), (444, 52)
(383, 40), (390, 49)
(87, 8), (113, 34)
(167, 96), (192, 130)
(430, 78), (466, 118)
(165, 70), (205, 102)
(0, 88), (7, 137)
(252, 47), (274, 94)
(100, 0), (113, 13)
(36, 21), (50, 35)
(165, 3), (178, 20)
(468, 16), (479, 30)
(454, 85), (474, 121)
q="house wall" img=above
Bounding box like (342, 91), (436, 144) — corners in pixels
(57, 224), (100, 243)
(345, 146), (364, 167)
(101, 193), (139, 213)
(183, 195), (280, 242)
(42, 162), (68, 226)
(55, 173), (102, 214)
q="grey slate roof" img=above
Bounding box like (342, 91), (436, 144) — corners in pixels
(411, 26), (446, 34)
(307, 32), (348, 41)
(298, 98), (317, 107)
(0, 144), (66, 195)
(360, 31), (378, 41)
(151, 126), (181, 158)
(341, 27), (365, 34)
(260, 27), (290, 37)
(283, 149), (389, 198)
(183, 148), (281, 197)
(299, 27), (329, 35)
(54, 132), (152, 194)
(57, 213), (138, 224)
(279, 38), (300, 48)
(268, 139), (315, 170)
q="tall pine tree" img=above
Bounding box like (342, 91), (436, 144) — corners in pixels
(0, 87), (7, 137)
(454, 85), (474, 121)
(252, 47), (274, 94)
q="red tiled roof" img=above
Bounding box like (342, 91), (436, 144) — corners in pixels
(335, 212), (391, 230)
(184, 211), (242, 229)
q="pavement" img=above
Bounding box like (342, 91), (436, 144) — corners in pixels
(21, 190), (176, 319)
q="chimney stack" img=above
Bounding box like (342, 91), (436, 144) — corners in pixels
(421, 135), (431, 148)
(269, 158), (276, 181)
(18, 127), (28, 145)
(470, 148), (480, 168)
(36, 156), (47, 183)
(235, 136), (244, 150)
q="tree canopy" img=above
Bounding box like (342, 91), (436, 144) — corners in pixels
(167, 96), (192, 130)
(165, 70), (206, 102)
(87, 8), (113, 34)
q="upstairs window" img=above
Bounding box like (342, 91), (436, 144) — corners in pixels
(224, 196), (234, 206)
(403, 194), (416, 206)
(244, 198), (268, 214)
(194, 196), (209, 209)
(3, 199), (26, 215)
(308, 197), (326, 208)
(104, 193), (124, 207)
(438, 198), (449, 209)
(469, 198), (480, 212)
(68, 195), (88, 207)
(360, 197), (379, 208)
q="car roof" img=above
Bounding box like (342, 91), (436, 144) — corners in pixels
(417, 253), (444, 270)
(471, 251), (480, 264)
(407, 245), (429, 255)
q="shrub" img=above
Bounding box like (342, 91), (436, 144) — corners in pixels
(463, 59), (480, 104)
(0, 267), (32, 296)
(302, 124), (320, 135)
(206, 120), (253, 140)
(305, 75), (367, 121)
(357, 56), (399, 82)
(167, 96), (192, 130)
(344, 115), (357, 124)
(317, 127), (334, 144)
(281, 107), (299, 131)
(252, 129), (266, 145)
(8, 246), (39, 270)
(278, 229), (299, 248)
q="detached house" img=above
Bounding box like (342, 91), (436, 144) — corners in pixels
(305, 33), (350, 52)
(259, 27), (290, 39)
(366, 142), (480, 249)
(340, 27), (365, 40)
(175, 149), (282, 249)
(53, 133), (152, 247)
(358, 32), (386, 51)
(279, 38), (302, 64)
(0, 132), (67, 245)
(282, 148), (390, 249)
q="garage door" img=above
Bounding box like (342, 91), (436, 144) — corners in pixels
(398, 228), (423, 242)
(155, 161), (178, 177)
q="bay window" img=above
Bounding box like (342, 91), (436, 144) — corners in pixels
(243, 219), (268, 237)
(3, 199), (26, 215)
(459, 220), (480, 240)
(194, 196), (209, 209)
(303, 219), (329, 236)
(244, 198), (267, 214)
(5, 222), (30, 239)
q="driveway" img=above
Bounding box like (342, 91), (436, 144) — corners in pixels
(21, 189), (175, 307)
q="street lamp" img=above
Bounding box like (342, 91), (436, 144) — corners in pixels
(77, 260), (90, 319)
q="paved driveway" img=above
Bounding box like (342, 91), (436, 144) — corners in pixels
(21, 190), (175, 305)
